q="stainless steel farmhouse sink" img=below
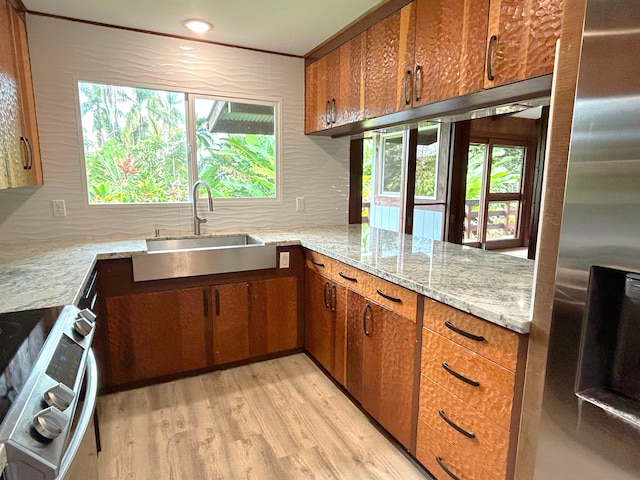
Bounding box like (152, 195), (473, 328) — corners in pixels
(132, 234), (277, 281)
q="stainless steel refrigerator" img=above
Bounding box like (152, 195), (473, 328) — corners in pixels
(533, 0), (640, 478)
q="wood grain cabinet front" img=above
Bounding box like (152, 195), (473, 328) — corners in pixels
(0, 0), (42, 189)
(346, 290), (416, 448)
(304, 32), (365, 133)
(417, 301), (527, 480)
(484, 0), (565, 88)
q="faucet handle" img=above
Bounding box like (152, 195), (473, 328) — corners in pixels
(201, 218), (207, 224)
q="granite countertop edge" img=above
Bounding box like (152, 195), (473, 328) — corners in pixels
(0, 228), (533, 334)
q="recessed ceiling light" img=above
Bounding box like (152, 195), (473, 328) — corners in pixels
(183, 19), (212, 33)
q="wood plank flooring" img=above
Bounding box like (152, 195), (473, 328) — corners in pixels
(97, 353), (431, 480)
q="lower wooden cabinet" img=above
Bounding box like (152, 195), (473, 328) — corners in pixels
(305, 268), (347, 385)
(97, 257), (301, 391)
(104, 287), (209, 386)
(346, 290), (416, 448)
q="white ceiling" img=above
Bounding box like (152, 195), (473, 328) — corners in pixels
(23, 0), (384, 56)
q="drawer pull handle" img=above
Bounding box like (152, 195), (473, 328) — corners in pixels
(363, 304), (372, 336)
(376, 289), (402, 303)
(311, 260), (325, 268)
(438, 410), (476, 439)
(442, 362), (480, 387)
(445, 320), (485, 342)
(436, 456), (461, 480)
(324, 282), (331, 308)
(339, 272), (358, 283)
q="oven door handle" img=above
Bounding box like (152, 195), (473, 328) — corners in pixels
(54, 349), (98, 480)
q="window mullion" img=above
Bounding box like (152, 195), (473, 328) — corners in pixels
(186, 93), (198, 197)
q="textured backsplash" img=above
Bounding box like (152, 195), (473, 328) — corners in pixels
(0, 15), (350, 243)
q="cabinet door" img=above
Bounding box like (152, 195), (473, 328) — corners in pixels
(333, 32), (365, 127)
(305, 59), (325, 133)
(484, 0), (564, 88)
(365, 2), (416, 119)
(8, 5), (41, 185)
(361, 300), (416, 448)
(105, 287), (208, 386)
(305, 269), (334, 372)
(212, 282), (250, 365)
(413, 0), (490, 106)
(248, 277), (299, 355)
(346, 289), (366, 402)
(331, 282), (348, 386)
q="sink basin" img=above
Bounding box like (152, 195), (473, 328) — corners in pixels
(146, 234), (261, 252)
(132, 234), (276, 281)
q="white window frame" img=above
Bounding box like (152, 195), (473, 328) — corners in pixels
(75, 78), (283, 207)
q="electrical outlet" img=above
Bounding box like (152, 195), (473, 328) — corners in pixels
(296, 197), (305, 212)
(279, 251), (290, 268)
(52, 200), (66, 217)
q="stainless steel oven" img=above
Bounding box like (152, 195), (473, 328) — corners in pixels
(0, 305), (98, 480)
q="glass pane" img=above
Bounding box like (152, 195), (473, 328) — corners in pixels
(489, 145), (525, 194)
(381, 134), (403, 194)
(194, 98), (276, 198)
(486, 201), (520, 240)
(415, 124), (438, 199)
(362, 136), (374, 225)
(464, 143), (486, 242)
(78, 82), (188, 204)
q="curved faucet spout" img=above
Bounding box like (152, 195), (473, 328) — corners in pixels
(192, 180), (214, 235)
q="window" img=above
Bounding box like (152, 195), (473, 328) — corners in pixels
(464, 139), (531, 248)
(78, 81), (278, 204)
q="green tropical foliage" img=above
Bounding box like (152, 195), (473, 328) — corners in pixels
(78, 82), (276, 204)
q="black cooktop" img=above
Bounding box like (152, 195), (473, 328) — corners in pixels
(0, 307), (59, 423)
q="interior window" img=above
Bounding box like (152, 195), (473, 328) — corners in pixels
(78, 81), (278, 204)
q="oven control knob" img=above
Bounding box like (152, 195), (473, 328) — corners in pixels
(77, 308), (97, 323)
(33, 406), (67, 440)
(44, 383), (75, 411)
(73, 317), (94, 337)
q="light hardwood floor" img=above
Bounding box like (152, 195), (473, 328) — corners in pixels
(97, 354), (431, 479)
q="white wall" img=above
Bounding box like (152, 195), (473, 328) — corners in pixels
(0, 15), (350, 243)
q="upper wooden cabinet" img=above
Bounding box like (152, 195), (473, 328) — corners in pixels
(413, 0), (490, 106)
(305, 32), (365, 133)
(0, 0), (42, 188)
(484, 0), (564, 88)
(364, 2), (416, 119)
(304, 0), (563, 131)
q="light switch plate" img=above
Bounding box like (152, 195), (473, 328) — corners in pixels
(279, 251), (290, 268)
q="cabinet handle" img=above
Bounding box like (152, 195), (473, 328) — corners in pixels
(363, 304), (372, 337)
(486, 35), (497, 81)
(376, 289), (402, 303)
(442, 362), (480, 387)
(444, 320), (485, 342)
(435, 456), (461, 480)
(338, 272), (358, 283)
(203, 289), (209, 317)
(20, 136), (33, 170)
(331, 98), (336, 124)
(325, 100), (331, 126)
(331, 285), (337, 312)
(311, 259), (325, 268)
(324, 282), (331, 308)
(438, 410), (476, 439)
(214, 288), (220, 316)
(403, 69), (412, 105)
(413, 64), (422, 102)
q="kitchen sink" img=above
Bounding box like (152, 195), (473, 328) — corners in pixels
(132, 234), (277, 281)
(145, 234), (262, 252)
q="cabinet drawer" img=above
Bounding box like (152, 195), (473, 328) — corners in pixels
(421, 328), (515, 430)
(305, 250), (335, 276)
(423, 299), (521, 372)
(418, 374), (509, 478)
(417, 420), (494, 480)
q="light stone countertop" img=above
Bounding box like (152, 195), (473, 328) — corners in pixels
(0, 225), (534, 333)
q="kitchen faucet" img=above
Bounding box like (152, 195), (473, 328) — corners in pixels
(192, 180), (214, 235)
